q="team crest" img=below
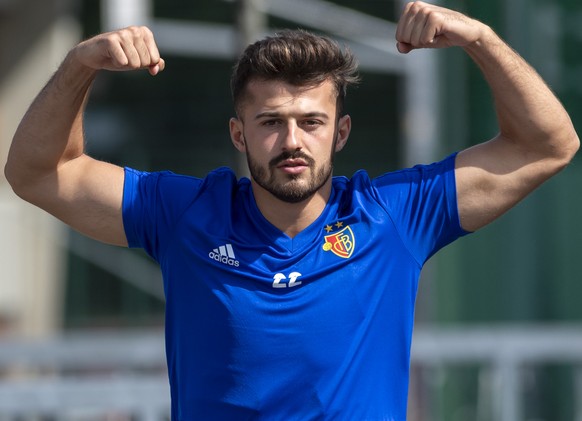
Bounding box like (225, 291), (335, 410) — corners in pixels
(322, 222), (355, 259)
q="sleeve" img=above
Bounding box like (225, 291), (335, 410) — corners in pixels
(371, 153), (470, 265)
(122, 167), (203, 262)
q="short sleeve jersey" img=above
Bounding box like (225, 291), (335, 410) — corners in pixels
(122, 153), (468, 421)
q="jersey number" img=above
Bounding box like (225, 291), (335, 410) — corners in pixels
(272, 272), (302, 289)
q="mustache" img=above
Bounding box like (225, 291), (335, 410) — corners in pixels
(269, 151), (315, 168)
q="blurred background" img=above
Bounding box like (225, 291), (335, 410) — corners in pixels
(0, 0), (581, 420)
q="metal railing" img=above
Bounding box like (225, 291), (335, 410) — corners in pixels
(411, 325), (582, 421)
(1, 325), (582, 420)
(0, 330), (169, 421)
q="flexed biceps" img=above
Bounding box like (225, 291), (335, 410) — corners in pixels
(4, 5), (578, 419)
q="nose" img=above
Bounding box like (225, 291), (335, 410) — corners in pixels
(281, 120), (301, 151)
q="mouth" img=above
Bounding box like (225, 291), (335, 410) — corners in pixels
(276, 158), (309, 174)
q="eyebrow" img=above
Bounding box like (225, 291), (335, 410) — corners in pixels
(254, 111), (330, 120)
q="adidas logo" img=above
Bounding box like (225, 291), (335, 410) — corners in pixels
(208, 243), (240, 267)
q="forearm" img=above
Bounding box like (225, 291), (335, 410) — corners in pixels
(464, 26), (579, 161)
(4, 51), (97, 191)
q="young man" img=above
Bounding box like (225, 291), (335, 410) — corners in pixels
(5, 2), (579, 420)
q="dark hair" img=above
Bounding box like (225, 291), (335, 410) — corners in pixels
(231, 29), (360, 117)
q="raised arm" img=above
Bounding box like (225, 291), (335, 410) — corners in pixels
(396, 2), (579, 232)
(4, 26), (164, 246)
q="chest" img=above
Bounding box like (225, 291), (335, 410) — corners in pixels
(161, 206), (419, 330)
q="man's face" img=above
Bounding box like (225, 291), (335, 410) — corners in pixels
(230, 79), (350, 204)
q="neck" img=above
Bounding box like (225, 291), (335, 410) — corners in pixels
(251, 180), (332, 238)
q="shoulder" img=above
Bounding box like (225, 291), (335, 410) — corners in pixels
(372, 153), (458, 189)
(124, 166), (239, 196)
(330, 152), (454, 193)
(331, 170), (372, 192)
(123, 166), (243, 226)
(330, 153), (459, 215)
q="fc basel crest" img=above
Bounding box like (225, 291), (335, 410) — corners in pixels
(322, 221), (355, 259)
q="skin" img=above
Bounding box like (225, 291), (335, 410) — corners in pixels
(395, 2), (579, 231)
(4, 26), (164, 247)
(4, 2), (579, 247)
(229, 79), (350, 237)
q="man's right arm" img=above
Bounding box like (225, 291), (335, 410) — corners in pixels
(4, 26), (164, 246)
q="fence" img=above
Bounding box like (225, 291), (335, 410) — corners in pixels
(0, 330), (169, 421)
(1, 325), (582, 420)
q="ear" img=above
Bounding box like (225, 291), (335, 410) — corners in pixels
(229, 117), (246, 152)
(334, 114), (351, 152)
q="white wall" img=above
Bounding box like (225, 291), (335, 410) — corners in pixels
(0, 17), (80, 337)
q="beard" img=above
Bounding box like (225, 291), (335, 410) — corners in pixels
(246, 148), (335, 204)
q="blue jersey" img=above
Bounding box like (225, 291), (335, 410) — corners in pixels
(122, 153), (467, 421)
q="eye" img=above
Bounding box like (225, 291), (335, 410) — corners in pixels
(261, 119), (281, 127)
(302, 119), (323, 129)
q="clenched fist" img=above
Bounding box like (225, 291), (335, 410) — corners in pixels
(74, 26), (165, 75)
(396, 1), (487, 54)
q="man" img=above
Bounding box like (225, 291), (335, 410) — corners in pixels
(4, 1), (578, 420)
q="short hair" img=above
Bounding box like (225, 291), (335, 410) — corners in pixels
(230, 29), (360, 118)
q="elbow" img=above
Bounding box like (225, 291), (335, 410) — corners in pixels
(4, 160), (25, 199)
(557, 128), (580, 168)
(568, 131), (580, 160)
(543, 117), (580, 171)
(4, 159), (17, 191)
(4, 156), (36, 202)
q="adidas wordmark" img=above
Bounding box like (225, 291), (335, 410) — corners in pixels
(208, 244), (240, 267)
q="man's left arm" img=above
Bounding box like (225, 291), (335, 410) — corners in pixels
(396, 1), (580, 232)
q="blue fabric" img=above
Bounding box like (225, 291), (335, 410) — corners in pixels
(122, 153), (468, 420)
